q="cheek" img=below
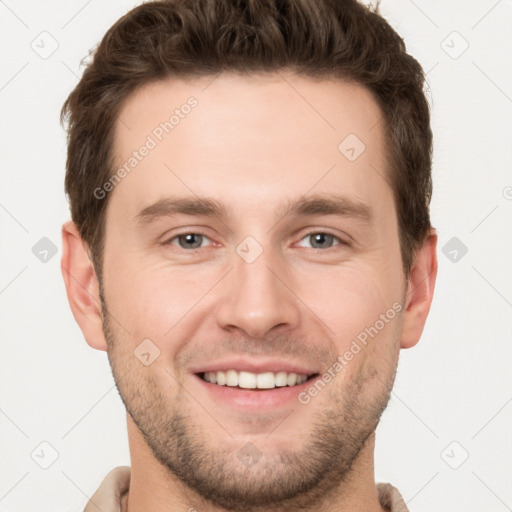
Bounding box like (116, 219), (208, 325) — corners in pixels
(301, 261), (401, 341)
(104, 261), (217, 343)
(297, 261), (403, 387)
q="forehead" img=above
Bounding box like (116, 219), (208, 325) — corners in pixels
(109, 72), (392, 222)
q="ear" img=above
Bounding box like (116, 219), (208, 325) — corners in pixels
(61, 220), (107, 351)
(400, 228), (438, 349)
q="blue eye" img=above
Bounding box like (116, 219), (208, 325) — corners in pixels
(163, 230), (347, 252)
(167, 232), (211, 250)
(297, 232), (344, 249)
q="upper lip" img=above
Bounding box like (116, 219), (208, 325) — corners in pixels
(189, 357), (319, 376)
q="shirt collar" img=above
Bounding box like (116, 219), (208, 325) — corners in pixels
(84, 466), (409, 512)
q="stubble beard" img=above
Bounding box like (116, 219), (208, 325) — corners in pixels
(100, 286), (400, 511)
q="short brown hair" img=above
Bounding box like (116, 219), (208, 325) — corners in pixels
(61, 0), (433, 280)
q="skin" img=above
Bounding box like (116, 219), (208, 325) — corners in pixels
(61, 72), (437, 512)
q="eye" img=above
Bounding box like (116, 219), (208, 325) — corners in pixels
(162, 230), (348, 252)
(165, 232), (212, 250)
(296, 231), (346, 250)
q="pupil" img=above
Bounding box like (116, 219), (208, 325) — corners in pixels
(312, 233), (330, 248)
(181, 233), (201, 248)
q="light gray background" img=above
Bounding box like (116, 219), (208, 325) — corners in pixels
(1, 1), (511, 510)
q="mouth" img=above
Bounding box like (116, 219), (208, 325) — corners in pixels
(196, 370), (320, 390)
(189, 359), (322, 410)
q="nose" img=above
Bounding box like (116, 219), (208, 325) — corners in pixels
(215, 246), (301, 339)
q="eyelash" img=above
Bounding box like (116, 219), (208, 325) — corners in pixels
(162, 229), (348, 251)
(298, 230), (348, 249)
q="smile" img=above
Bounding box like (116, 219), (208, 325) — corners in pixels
(199, 370), (319, 390)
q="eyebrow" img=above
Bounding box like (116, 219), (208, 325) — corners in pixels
(134, 193), (372, 226)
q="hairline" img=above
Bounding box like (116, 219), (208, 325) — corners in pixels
(89, 72), (414, 284)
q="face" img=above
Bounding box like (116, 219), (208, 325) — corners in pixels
(100, 73), (407, 510)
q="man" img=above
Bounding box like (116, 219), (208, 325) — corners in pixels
(60, 0), (437, 510)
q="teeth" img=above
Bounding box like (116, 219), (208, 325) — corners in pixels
(287, 373), (297, 386)
(256, 372), (274, 389)
(226, 369), (238, 387)
(274, 371), (288, 387)
(201, 370), (311, 389)
(216, 371), (226, 385)
(239, 371), (257, 388)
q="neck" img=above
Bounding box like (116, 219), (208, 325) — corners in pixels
(124, 413), (386, 512)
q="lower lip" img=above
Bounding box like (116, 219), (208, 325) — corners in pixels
(192, 374), (315, 411)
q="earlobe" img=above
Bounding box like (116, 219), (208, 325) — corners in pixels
(400, 228), (438, 349)
(61, 220), (107, 351)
